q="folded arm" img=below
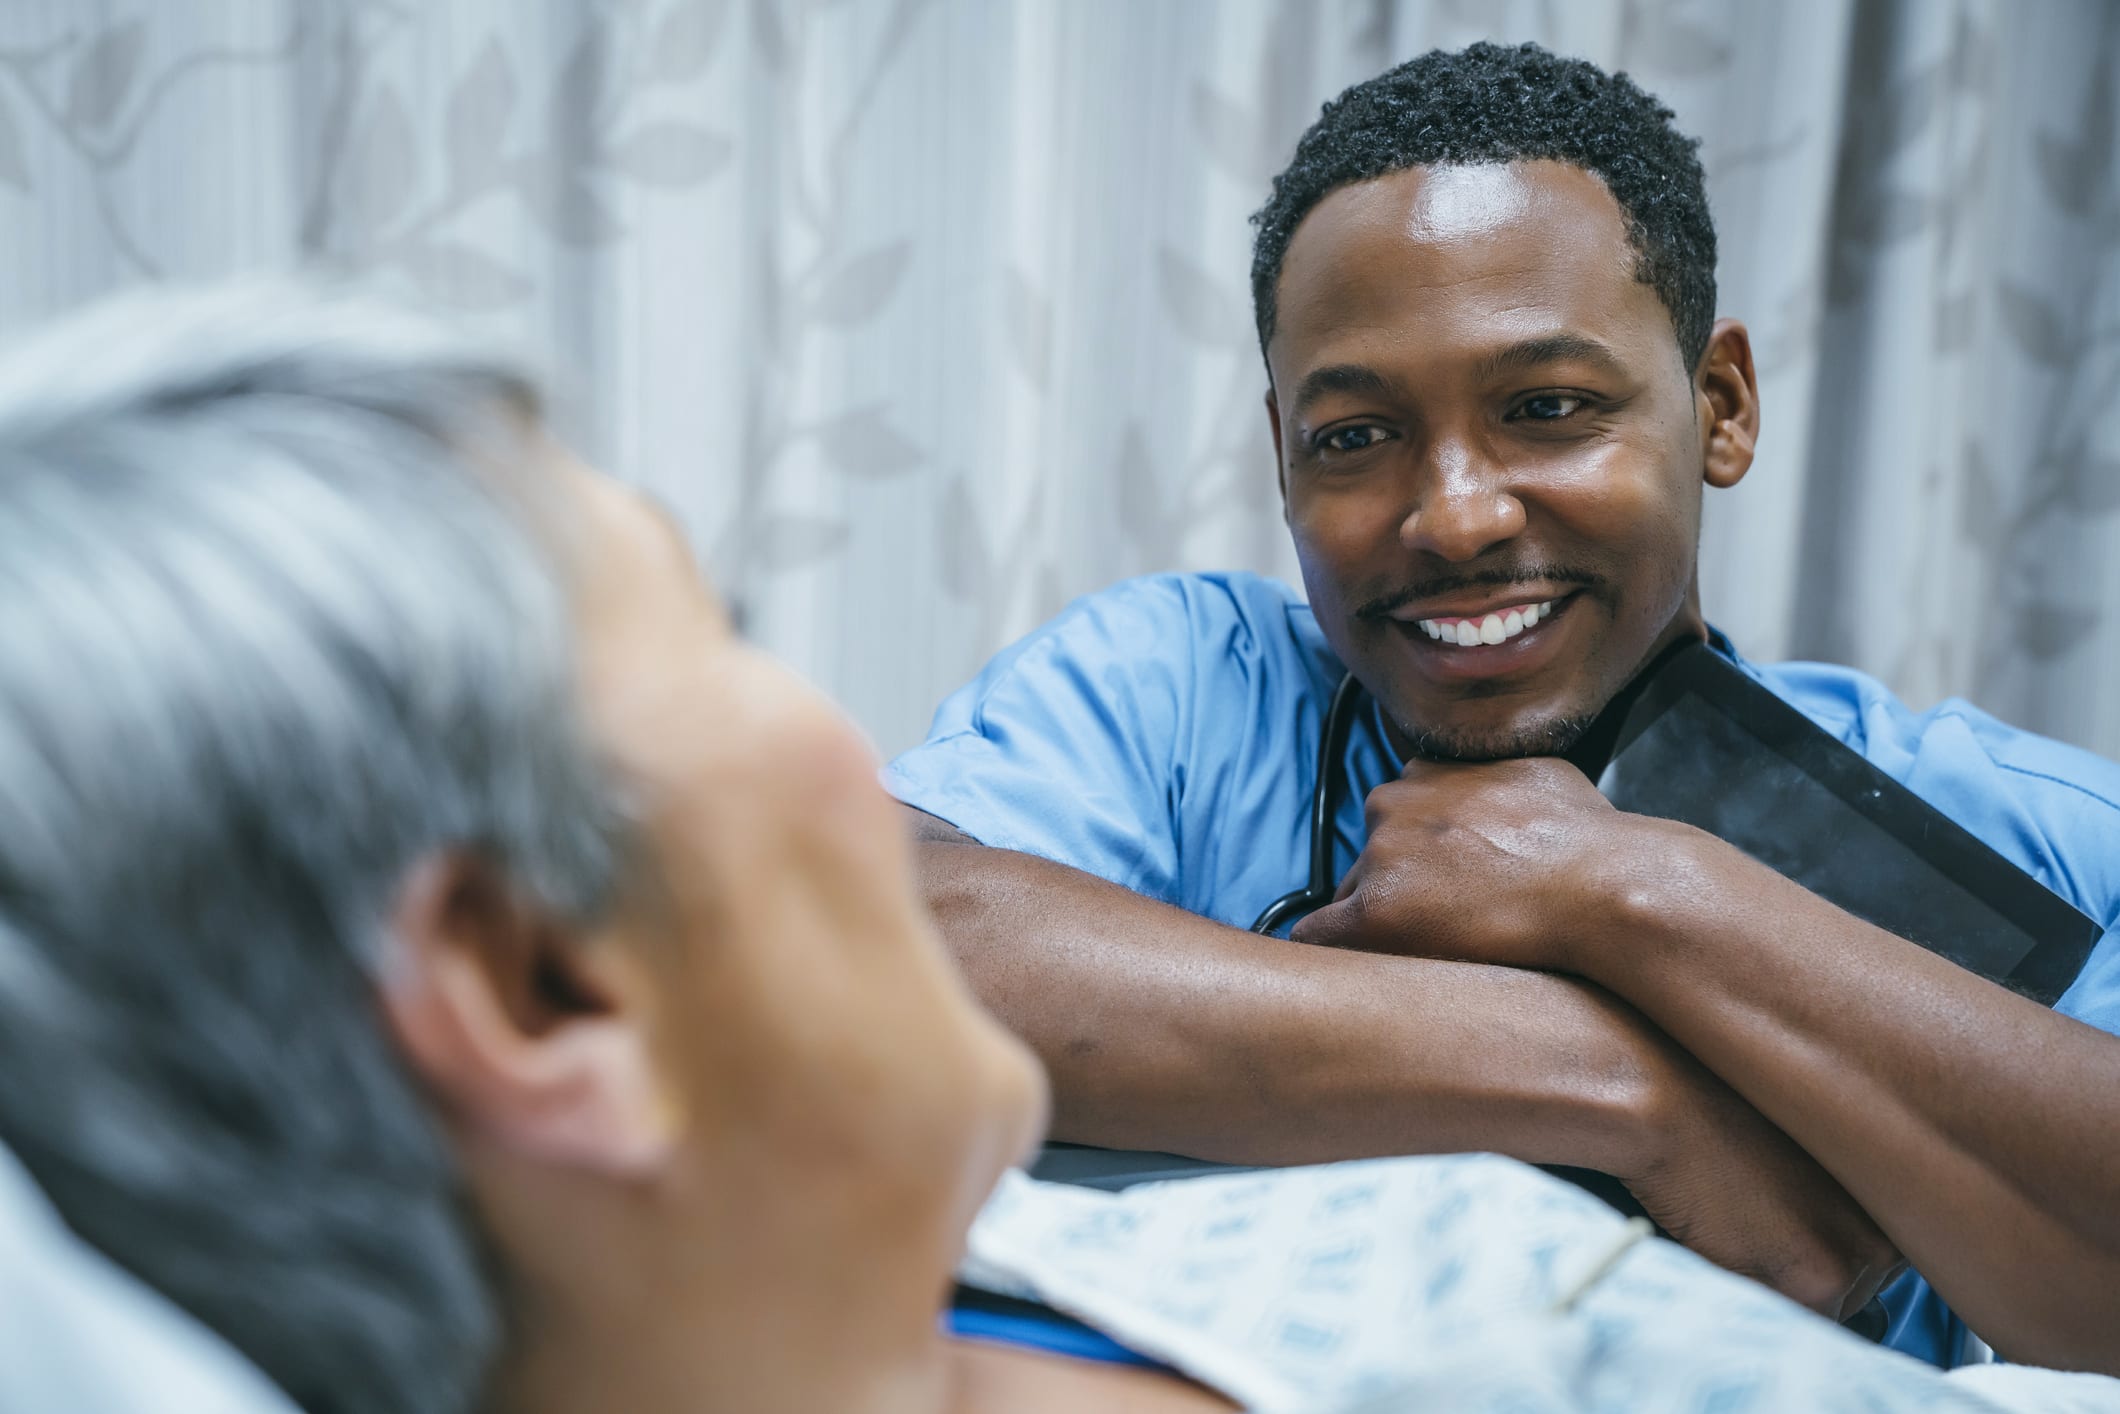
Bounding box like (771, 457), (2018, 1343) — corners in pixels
(1294, 755), (2120, 1371)
(906, 804), (1893, 1313)
(1576, 828), (2120, 1372)
(909, 807), (1653, 1168)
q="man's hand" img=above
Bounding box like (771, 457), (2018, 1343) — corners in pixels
(1291, 756), (1631, 968)
(1294, 760), (1902, 1317)
(1634, 1051), (1902, 1318)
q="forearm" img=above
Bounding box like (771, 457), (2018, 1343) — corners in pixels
(909, 817), (1671, 1174)
(1588, 825), (2120, 1369)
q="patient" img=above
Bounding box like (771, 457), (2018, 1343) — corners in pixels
(3, 285), (2115, 1414)
(0, 283), (1224, 1414)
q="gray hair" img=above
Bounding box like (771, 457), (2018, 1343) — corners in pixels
(0, 281), (629, 1414)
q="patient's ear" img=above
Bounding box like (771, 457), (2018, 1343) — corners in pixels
(1696, 318), (1759, 491)
(379, 852), (676, 1177)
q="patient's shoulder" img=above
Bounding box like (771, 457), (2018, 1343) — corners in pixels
(946, 1339), (1233, 1413)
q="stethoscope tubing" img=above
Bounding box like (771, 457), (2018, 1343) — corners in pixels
(1250, 671), (1366, 935)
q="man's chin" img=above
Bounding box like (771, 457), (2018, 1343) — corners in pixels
(1396, 711), (1600, 764)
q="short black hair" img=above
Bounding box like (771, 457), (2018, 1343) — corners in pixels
(1250, 42), (1717, 372)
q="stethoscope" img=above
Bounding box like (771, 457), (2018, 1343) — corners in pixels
(1249, 671), (1367, 935)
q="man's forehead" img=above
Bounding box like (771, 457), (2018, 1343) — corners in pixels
(1373, 162), (1558, 241)
(1268, 160), (1653, 375)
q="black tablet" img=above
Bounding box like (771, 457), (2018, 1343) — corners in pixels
(1597, 642), (2102, 1007)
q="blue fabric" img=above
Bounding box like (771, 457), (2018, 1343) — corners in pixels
(946, 1305), (1164, 1368)
(886, 570), (2120, 1368)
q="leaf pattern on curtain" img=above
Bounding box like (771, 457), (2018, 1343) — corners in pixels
(0, 0), (2114, 758)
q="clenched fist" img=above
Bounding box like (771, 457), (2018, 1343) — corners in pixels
(1293, 755), (1642, 969)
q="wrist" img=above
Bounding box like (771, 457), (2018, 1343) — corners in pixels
(1552, 976), (1713, 1182)
(1561, 816), (1727, 987)
(1620, 1032), (1733, 1185)
(1564, 991), (1691, 1179)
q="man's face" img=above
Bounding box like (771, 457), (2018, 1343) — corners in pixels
(1267, 160), (1718, 760)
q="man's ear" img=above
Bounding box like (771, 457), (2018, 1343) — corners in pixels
(379, 852), (677, 1178)
(1264, 387), (1288, 506)
(1696, 318), (1760, 491)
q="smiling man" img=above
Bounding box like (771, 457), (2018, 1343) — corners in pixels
(889, 42), (2120, 1374)
(1267, 150), (1736, 764)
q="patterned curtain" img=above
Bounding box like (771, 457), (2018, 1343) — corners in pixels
(2, 0), (2114, 759)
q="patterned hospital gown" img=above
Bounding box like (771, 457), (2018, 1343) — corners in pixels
(960, 1154), (2120, 1414)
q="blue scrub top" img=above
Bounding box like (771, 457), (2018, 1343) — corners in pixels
(885, 570), (2120, 1368)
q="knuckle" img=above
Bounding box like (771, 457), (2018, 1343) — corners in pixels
(1361, 782), (1401, 828)
(1297, 896), (1355, 942)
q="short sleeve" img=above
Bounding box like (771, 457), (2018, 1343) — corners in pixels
(2021, 774), (2120, 1036)
(883, 576), (1200, 900)
(1898, 703), (2120, 1037)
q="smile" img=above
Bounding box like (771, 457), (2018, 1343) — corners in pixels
(1412, 599), (1555, 647)
(1380, 590), (1583, 682)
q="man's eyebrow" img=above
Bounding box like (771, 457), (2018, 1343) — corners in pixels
(1475, 333), (1629, 381)
(1290, 363), (1399, 418)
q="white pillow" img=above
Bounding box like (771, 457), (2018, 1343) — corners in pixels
(0, 1143), (299, 1414)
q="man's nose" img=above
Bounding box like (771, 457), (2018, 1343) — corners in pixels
(1396, 434), (1527, 562)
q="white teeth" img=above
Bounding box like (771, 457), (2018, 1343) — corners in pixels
(1415, 597), (1562, 646)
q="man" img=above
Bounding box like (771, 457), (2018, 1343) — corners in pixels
(889, 42), (2120, 1373)
(0, 282), (1233, 1414)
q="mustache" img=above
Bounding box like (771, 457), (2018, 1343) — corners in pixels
(1353, 565), (1606, 620)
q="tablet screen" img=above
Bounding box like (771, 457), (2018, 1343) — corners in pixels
(1597, 644), (2101, 1006)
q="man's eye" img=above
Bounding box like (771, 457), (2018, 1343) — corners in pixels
(1320, 424), (1391, 453)
(1516, 395), (1586, 421)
